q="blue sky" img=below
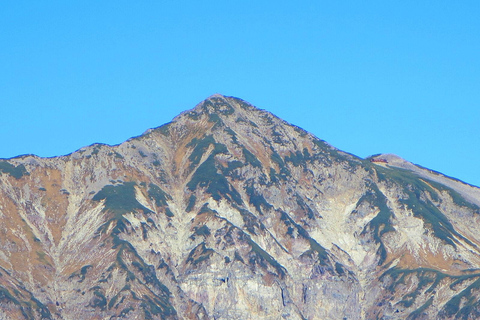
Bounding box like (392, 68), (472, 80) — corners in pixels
(1, 1), (479, 186)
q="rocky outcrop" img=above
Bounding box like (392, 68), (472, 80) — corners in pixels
(0, 94), (479, 319)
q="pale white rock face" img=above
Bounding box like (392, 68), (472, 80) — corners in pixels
(0, 94), (479, 319)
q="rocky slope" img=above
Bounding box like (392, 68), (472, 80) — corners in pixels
(0, 94), (479, 319)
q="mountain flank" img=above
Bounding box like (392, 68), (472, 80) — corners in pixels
(0, 94), (479, 319)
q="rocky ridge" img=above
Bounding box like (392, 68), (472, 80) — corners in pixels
(0, 94), (479, 319)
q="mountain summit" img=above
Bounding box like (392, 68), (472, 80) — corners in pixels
(1, 95), (479, 319)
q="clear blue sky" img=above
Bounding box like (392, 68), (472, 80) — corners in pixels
(1, 1), (479, 186)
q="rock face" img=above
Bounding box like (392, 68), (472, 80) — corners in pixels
(1, 95), (480, 320)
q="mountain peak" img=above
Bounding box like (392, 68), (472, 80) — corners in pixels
(205, 93), (229, 100)
(197, 94), (254, 113)
(170, 94), (261, 130)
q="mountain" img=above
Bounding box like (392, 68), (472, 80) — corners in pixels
(0, 94), (479, 320)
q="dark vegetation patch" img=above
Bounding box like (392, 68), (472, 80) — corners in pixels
(224, 127), (239, 144)
(207, 112), (222, 125)
(164, 208), (174, 218)
(242, 147), (262, 168)
(186, 134), (228, 174)
(192, 225), (211, 238)
(69, 265), (93, 283)
(141, 222), (149, 240)
(234, 251), (245, 263)
(222, 160), (244, 177)
(93, 182), (152, 236)
(107, 151), (123, 159)
(187, 135), (217, 169)
(147, 183), (171, 207)
(359, 183), (395, 265)
(0, 161), (28, 179)
(187, 155), (243, 204)
(89, 288), (107, 311)
(245, 181), (273, 215)
(269, 168), (278, 183)
(270, 149), (284, 168)
(197, 204), (216, 216)
(190, 221), (212, 241)
(285, 150), (308, 167)
(93, 182), (151, 217)
(186, 195), (196, 212)
(335, 262), (345, 275)
(269, 148), (290, 179)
